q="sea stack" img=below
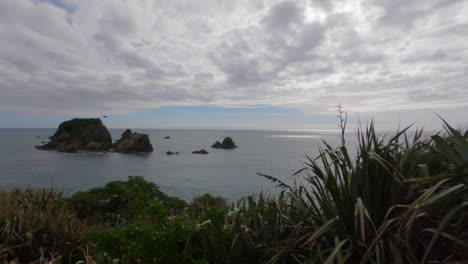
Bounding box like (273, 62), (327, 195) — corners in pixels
(35, 118), (112, 153)
(211, 137), (237, 149)
(113, 129), (153, 153)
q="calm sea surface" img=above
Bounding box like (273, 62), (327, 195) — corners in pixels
(0, 128), (353, 201)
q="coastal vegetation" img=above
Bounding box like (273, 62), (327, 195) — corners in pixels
(1, 120), (466, 263)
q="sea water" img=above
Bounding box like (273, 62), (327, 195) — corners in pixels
(0, 128), (352, 201)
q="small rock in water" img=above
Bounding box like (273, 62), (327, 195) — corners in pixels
(166, 151), (179, 155)
(211, 137), (237, 149)
(164, 136), (170, 139)
(192, 149), (208, 154)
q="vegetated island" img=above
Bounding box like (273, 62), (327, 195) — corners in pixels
(4, 120), (466, 263)
(35, 118), (153, 153)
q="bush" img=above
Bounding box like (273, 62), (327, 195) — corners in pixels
(0, 189), (89, 263)
(247, 121), (467, 263)
(191, 194), (226, 213)
(67, 176), (186, 224)
(88, 203), (207, 264)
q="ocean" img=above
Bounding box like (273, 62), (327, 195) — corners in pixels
(0, 128), (352, 201)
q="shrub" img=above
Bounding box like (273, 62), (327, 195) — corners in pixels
(88, 204), (207, 264)
(250, 120), (467, 263)
(67, 176), (186, 224)
(398, 120), (468, 262)
(0, 189), (89, 263)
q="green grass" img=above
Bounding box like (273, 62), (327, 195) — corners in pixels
(0, 120), (466, 263)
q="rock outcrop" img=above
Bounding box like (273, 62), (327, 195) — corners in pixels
(211, 137), (237, 149)
(113, 129), (153, 153)
(35, 118), (112, 153)
(192, 149), (209, 154)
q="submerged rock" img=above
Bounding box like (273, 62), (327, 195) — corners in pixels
(113, 129), (153, 153)
(35, 118), (112, 153)
(192, 149), (208, 154)
(211, 137), (237, 149)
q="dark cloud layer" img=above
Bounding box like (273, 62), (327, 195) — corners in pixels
(0, 0), (467, 118)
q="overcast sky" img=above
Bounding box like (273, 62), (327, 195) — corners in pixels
(0, 0), (466, 130)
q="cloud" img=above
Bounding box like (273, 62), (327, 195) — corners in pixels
(0, 0), (466, 122)
(263, 1), (304, 31)
(368, 0), (464, 29)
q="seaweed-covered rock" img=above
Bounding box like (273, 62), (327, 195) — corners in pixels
(113, 129), (153, 153)
(211, 137), (237, 149)
(35, 118), (112, 153)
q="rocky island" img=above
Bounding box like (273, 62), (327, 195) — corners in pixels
(113, 129), (153, 153)
(35, 118), (112, 153)
(211, 137), (237, 149)
(35, 118), (153, 153)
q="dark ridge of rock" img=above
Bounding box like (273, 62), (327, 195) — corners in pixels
(212, 141), (222, 148)
(164, 136), (170, 139)
(35, 118), (112, 153)
(113, 129), (153, 153)
(166, 151), (179, 155)
(85, 141), (106, 151)
(211, 137), (237, 149)
(192, 149), (208, 154)
(121, 129), (133, 139)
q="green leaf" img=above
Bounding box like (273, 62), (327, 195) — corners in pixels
(421, 201), (468, 264)
(301, 217), (338, 247)
(432, 135), (464, 166)
(323, 239), (349, 264)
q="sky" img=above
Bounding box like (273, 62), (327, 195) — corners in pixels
(0, 0), (467, 130)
